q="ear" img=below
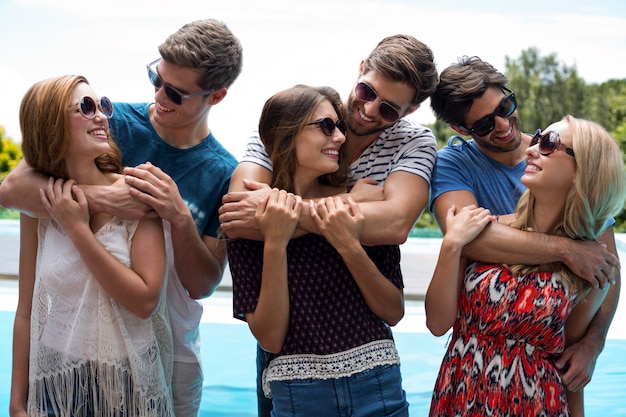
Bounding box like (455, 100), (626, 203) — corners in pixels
(403, 104), (420, 116)
(207, 87), (228, 105)
(358, 60), (365, 75)
(450, 125), (470, 136)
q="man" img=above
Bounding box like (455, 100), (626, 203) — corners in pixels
(0, 19), (243, 417)
(218, 34), (439, 416)
(428, 55), (620, 415)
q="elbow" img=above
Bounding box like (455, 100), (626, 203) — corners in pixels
(425, 317), (451, 337)
(135, 301), (159, 320)
(384, 306), (405, 327)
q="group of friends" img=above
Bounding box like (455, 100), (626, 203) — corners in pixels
(1, 17), (624, 417)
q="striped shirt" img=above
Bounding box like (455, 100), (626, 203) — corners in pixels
(240, 118), (437, 186)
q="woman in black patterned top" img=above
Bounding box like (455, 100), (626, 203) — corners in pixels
(227, 84), (409, 417)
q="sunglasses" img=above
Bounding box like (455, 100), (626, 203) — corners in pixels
(307, 117), (347, 137)
(354, 82), (401, 123)
(530, 129), (575, 158)
(69, 96), (114, 119)
(459, 87), (517, 137)
(146, 58), (214, 105)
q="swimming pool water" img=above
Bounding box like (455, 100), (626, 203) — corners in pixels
(2, 308), (625, 416)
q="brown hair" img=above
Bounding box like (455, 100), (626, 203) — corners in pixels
(361, 34), (438, 106)
(20, 75), (122, 179)
(259, 85), (351, 193)
(430, 56), (509, 126)
(158, 19), (243, 92)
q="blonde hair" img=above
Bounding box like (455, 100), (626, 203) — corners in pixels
(510, 115), (626, 299)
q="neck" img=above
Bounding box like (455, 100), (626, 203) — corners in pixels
(149, 104), (211, 149)
(531, 195), (567, 233)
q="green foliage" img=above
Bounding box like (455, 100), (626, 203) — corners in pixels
(0, 126), (22, 183)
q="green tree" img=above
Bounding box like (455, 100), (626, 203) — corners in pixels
(505, 47), (586, 134)
(0, 125), (22, 183)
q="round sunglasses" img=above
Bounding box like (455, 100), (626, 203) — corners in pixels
(530, 129), (575, 158)
(69, 96), (114, 119)
(146, 58), (214, 105)
(354, 82), (401, 123)
(459, 87), (517, 137)
(307, 117), (347, 137)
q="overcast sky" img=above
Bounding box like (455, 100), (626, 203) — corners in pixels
(1, 0), (625, 159)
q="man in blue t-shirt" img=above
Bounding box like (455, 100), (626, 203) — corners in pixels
(429, 56), (620, 416)
(0, 19), (243, 417)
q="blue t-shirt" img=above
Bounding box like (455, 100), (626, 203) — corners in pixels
(429, 136), (527, 215)
(109, 102), (237, 238)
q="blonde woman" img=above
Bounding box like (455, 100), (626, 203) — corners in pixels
(426, 115), (626, 417)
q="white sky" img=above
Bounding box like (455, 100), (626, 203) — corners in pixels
(1, 0), (625, 159)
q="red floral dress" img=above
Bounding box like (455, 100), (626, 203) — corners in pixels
(429, 261), (577, 417)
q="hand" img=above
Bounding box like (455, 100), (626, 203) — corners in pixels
(310, 196), (363, 251)
(219, 179), (271, 238)
(40, 177), (90, 236)
(563, 239), (619, 289)
(124, 162), (187, 224)
(256, 188), (301, 243)
(348, 178), (384, 202)
(555, 337), (599, 392)
(444, 204), (494, 248)
(101, 175), (156, 219)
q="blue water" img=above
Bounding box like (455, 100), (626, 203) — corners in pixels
(2, 311), (624, 416)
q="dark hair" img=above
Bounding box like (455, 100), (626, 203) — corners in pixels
(20, 75), (122, 179)
(430, 56), (508, 125)
(158, 19), (244, 92)
(361, 34), (439, 106)
(259, 85), (351, 193)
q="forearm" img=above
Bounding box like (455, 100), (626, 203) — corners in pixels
(248, 242), (290, 353)
(581, 275), (620, 352)
(425, 240), (463, 336)
(357, 199), (420, 245)
(170, 215), (226, 299)
(462, 222), (562, 264)
(0, 160), (50, 218)
(72, 227), (163, 318)
(338, 244), (404, 325)
(10, 314), (30, 416)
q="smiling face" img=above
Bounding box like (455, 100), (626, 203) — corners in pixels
(522, 120), (576, 200)
(65, 82), (112, 169)
(149, 59), (217, 132)
(459, 86), (523, 154)
(294, 99), (346, 185)
(345, 69), (416, 138)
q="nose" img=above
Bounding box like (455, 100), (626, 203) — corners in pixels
(333, 130), (346, 144)
(494, 114), (510, 131)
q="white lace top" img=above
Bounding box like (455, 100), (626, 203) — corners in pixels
(27, 218), (174, 417)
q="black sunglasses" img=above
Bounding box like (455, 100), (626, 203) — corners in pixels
(307, 118), (347, 137)
(354, 82), (401, 123)
(530, 129), (575, 158)
(69, 96), (114, 119)
(146, 58), (214, 105)
(459, 87), (517, 137)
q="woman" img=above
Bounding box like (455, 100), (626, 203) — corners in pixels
(425, 115), (626, 416)
(10, 75), (173, 417)
(227, 85), (409, 416)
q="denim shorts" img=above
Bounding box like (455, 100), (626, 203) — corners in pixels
(269, 364), (409, 417)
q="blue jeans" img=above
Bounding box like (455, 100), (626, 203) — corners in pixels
(257, 343), (274, 417)
(269, 364), (409, 417)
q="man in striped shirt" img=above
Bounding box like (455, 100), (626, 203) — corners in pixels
(218, 34), (439, 417)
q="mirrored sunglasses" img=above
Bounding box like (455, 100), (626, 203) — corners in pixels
(307, 117), (347, 136)
(146, 58), (214, 105)
(354, 82), (401, 123)
(530, 129), (575, 158)
(69, 96), (114, 119)
(460, 87), (517, 137)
